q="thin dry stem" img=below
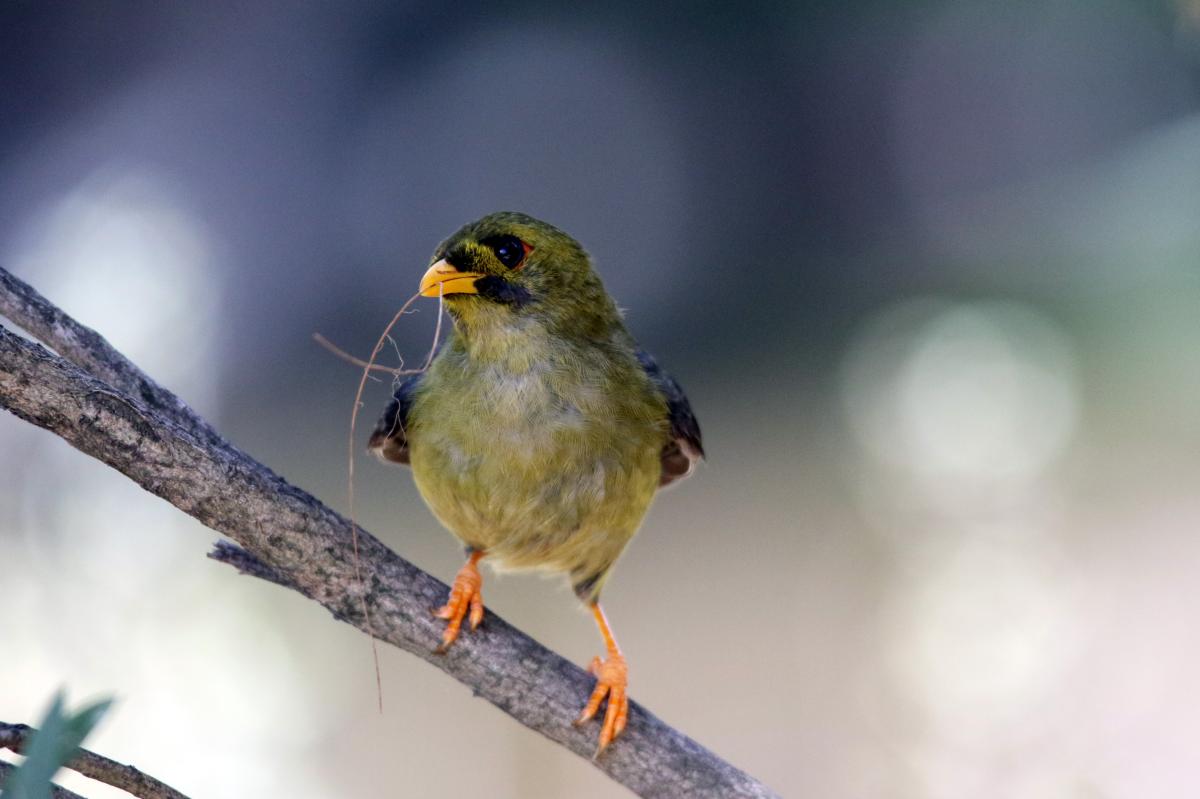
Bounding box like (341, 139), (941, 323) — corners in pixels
(312, 332), (419, 376)
(346, 288), (429, 711)
(421, 290), (446, 371)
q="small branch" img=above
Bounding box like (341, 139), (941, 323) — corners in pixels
(207, 541), (295, 590)
(0, 723), (188, 799)
(0, 760), (87, 799)
(0, 266), (780, 799)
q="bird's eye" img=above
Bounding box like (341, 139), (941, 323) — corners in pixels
(482, 235), (528, 269)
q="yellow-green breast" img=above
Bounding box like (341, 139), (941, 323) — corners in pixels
(407, 317), (667, 596)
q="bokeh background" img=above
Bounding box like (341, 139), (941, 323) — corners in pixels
(3, 1), (1200, 797)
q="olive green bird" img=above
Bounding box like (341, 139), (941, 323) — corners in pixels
(368, 211), (703, 753)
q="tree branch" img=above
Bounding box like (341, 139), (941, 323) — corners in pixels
(0, 723), (190, 799)
(0, 266), (779, 799)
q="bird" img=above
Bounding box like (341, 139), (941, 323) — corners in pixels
(368, 211), (703, 753)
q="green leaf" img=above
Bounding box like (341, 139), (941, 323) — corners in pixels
(1, 691), (113, 799)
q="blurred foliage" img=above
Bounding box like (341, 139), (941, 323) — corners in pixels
(1, 692), (111, 799)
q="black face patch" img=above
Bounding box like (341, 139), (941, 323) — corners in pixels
(474, 275), (532, 307)
(442, 247), (469, 270)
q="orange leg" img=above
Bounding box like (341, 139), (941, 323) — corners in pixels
(575, 602), (629, 755)
(433, 550), (485, 652)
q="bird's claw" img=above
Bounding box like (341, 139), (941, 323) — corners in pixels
(432, 557), (484, 652)
(575, 651), (628, 756)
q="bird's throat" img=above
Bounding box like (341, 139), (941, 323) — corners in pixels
(447, 309), (556, 373)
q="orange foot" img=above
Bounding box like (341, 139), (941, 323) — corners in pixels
(433, 550), (484, 652)
(576, 650), (628, 755)
(575, 603), (629, 755)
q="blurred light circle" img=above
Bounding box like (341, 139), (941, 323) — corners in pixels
(840, 299), (1078, 499)
(6, 166), (219, 403)
(6, 166), (222, 576)
(888, 536), (1076, 743)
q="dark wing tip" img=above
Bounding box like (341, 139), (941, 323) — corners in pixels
(636, 348), (703, 488)
(368, 374), (422, 466)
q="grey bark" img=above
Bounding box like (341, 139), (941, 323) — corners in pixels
(0, 266), (780, 799)
(0, 723), (190, 799)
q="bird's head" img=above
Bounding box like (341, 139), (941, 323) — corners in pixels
(418, 212), (619, 337)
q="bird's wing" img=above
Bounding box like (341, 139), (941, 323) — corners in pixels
(636, 348), (704, 488)
(368, 373), (423, 466)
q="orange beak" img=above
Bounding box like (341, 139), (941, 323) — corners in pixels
(419, 259), (485, 297)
